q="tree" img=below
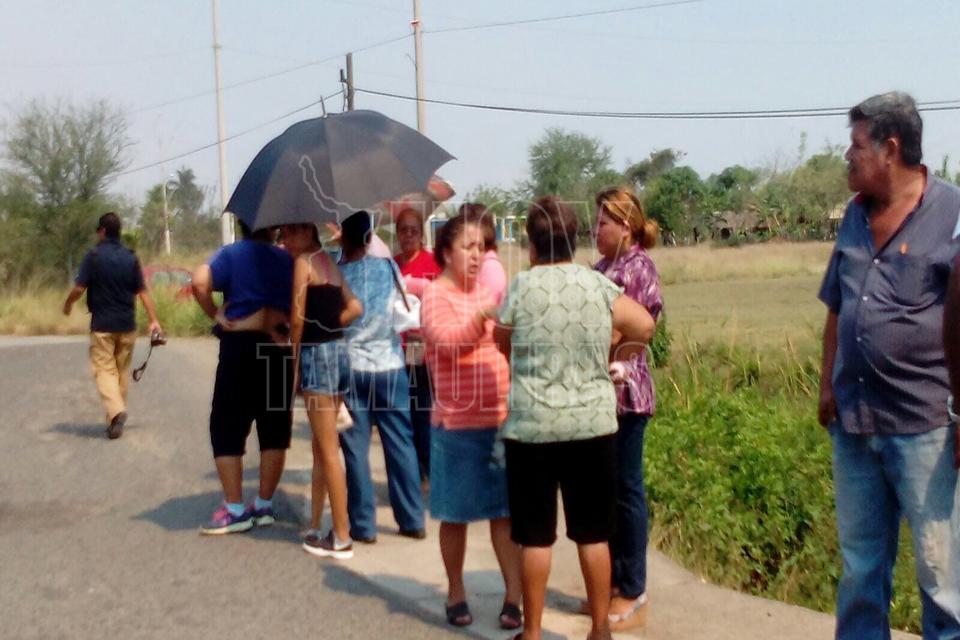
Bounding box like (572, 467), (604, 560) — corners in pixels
(706, 165), (760, 213)
(625, 149), (684, 190)
(934, 155), (960, 186)
(137, 167), (220, 257)
(526, 128), (622, 229)
(465, 183), (526, 217)
(758, 145), (847, 240)
(1, 99), (131, 283)
(643, 167), (707, 243)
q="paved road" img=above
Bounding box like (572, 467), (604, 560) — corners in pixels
(0, 337), (469, 640)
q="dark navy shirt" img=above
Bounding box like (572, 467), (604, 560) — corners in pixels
(76, 239), (145, 333)
(208, 239), (293, 319)
(818, 174), (960, 435)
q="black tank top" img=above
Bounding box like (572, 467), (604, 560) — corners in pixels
(302, 284), (344, 343)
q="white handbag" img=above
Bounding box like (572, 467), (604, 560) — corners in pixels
(388, 259), (421, 333)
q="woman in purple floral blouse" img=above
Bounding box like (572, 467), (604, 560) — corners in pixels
(592, 186), (663, 631)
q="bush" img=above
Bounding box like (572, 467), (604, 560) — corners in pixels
(648, 312), (671, 367)
(648, 341), (920, 632)
(135, 286), (218, 337)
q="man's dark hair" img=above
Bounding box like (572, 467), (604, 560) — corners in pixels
(238, 220), (275, 242)
(341, 210), (372, 250)
(433, 214), (471, 269)
(526, 196), (578, 264)
(97, 212), (122, 239)
(849, 91), (923, 166)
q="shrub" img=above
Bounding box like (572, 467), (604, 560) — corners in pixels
(648, 341), (920, 632)
(648, 312), (671, 368)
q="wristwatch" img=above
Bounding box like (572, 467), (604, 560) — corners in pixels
(949, 395), (959, 423)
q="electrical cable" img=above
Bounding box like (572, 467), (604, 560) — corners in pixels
(2, 46), (208, 69)
(424, 0), (702, 35)
(115, 89), (343, 177)
(355, 87), (960, 120)
(130, 33), (410, 115)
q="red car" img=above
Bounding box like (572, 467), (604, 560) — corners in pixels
(143, 265), (193, 301)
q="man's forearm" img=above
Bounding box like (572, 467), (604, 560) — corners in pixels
(821, 312), (838, 392)
(139, 291), (160, 325)
(63, 285), (84, 314)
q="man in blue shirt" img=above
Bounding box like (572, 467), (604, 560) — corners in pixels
(818, 92), (960, 638)
(191, 222), (294, 535)
(63, 212), (162, 440)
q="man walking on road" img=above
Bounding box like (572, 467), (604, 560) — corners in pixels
(63, 212), (162, 440)
(818, 91), (960, 638)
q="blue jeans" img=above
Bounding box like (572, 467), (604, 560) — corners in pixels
(831, 425), (960, 639)
(611, 413), (649, 599)
(407, 363), (433, 480)
(341, 368), (425, 539)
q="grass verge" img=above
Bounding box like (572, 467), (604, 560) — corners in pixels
(649, 340), (921, 632)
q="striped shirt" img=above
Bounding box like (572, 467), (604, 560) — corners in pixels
(420, 277), (510, 430)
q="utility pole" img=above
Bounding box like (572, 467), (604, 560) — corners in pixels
(412, 0), (425, 133)
(212, 0), (233, 245)
(160, 175), (172, 256)
(340, 53), (355, 111)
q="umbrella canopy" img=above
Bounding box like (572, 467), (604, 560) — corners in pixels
(384, 174), (456, 220)
(226, 110), (455, 230)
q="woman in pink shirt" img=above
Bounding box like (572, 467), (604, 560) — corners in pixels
(420, 214), (521, 631)
(460, 203), (507, 304)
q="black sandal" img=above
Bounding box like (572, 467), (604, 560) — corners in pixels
(499, 601), (522, 630)
(445, 601), (473, 627)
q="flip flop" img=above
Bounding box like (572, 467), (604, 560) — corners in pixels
(499, 601), (522, 630)
(608, 595), (648, 631)
(445, 601), (473, 627)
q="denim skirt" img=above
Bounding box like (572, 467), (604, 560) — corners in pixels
(429, 426), (510, 523)
(300, 341), (348, 395)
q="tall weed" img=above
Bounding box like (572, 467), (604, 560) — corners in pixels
(649, 340), (920, 632)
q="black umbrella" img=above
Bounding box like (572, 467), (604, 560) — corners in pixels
(226, 110), (455, 230)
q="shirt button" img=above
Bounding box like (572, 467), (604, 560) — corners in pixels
(856, 337), (862, 343)
(858, 377), (864, 383)
(873, 258), (880, 265)
(862, 295), (869, 302)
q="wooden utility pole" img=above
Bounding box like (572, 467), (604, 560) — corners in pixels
(212, 0), (233, 245)
(340, 53), (355, 111)
(412, 0), (425, 133)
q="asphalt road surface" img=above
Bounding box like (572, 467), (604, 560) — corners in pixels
(0, 336), (469, 640)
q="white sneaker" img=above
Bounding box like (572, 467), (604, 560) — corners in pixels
(302, 530), (354, 560)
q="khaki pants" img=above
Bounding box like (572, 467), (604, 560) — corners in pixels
(89, 331), (137, 423)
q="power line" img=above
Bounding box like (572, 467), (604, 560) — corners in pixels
(130, 33), (410, 116)
(1, 46), (208, 69)
(115, 90), (344, 178)
(424, 0), (703, 35)
(355, 86), (960, 120)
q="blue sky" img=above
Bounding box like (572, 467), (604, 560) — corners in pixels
(3, 0), (959, 207)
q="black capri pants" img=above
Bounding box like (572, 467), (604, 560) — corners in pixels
(209, 331), (293, 457)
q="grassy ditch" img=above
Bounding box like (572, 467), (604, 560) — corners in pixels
(648, 340), (921, 633)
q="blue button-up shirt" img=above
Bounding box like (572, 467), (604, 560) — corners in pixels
(818, 174), (960, 435)
(76, 239), (145, 333)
